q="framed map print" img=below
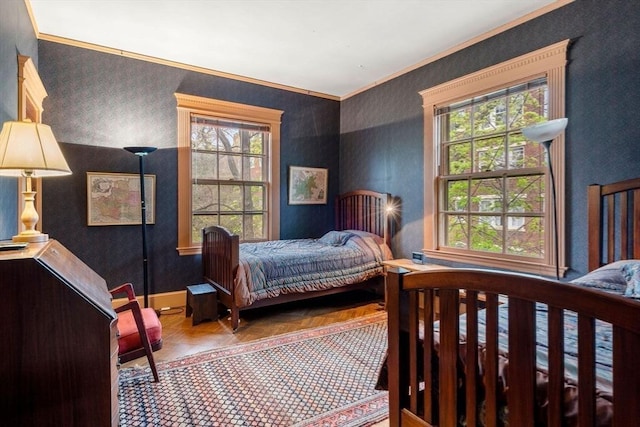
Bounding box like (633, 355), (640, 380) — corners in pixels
(87, 172), (156, 226)
(288, 166), (328, 205)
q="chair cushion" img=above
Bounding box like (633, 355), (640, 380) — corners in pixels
(117, 308), (163, 355)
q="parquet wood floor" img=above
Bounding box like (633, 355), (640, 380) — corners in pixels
(120, 289), (389, 426)
(122, 289), (385, 367)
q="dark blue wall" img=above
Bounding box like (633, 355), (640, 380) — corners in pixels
(37, 41), (340, 294)
(340, 0), (640, 279)
(3, 0), (639, 292)
(0, 0), (38, 240)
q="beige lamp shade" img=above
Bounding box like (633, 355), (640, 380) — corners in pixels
(0, 121), (72, 177)
(0, 120), (72, 243)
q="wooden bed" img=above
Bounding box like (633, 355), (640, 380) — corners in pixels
(386, 177), (640, 426)
(202, 189), (392, 331)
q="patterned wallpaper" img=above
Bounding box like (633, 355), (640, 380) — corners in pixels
(38, 41), (340, 294)
(340, 0), (640, 278)
(4, 0), (640, 290)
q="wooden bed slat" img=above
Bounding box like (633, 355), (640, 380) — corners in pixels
(620, 192), (628, 261)
(508, 298), (536, 426)
(607, 194), (615, 264)
(484, 293), (499, 427)
(438, 289), (459, 427)
(422, 289), (435, 422)
(546, 306), (564, 426)
(577, 316), (596, 427)
(613, 327), (640, 426)
(408, 291), (419, 415)
(634, 189), (640, 259)
(464, 291), (479, 427)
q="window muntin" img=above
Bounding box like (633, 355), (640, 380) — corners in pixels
(191, 116), (269, 243)
(438, 80), (548, 259)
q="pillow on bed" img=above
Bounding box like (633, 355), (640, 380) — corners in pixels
(622, 261), (640, 298)
(570, 260), (632, 293)
(318, 230), (353, 246)
(344, 229), (384, 245)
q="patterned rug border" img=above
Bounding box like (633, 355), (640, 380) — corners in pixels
(294, 392), (389, 427)
(120, 310), (388, 380)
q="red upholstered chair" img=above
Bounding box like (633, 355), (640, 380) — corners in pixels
(109, 283), (162, 382)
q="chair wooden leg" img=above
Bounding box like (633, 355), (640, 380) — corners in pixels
(131, 307), (160, 382)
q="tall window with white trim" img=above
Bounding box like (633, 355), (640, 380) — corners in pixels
(175, 94), (282, 255)
(420, 41), (569, 276)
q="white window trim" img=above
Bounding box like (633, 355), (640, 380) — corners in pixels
(420, 40), (569, 277)
(175, 93), (283, 255)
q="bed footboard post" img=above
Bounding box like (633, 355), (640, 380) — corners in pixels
(387, 269), (401, 426)
(387, 268), (406, 427)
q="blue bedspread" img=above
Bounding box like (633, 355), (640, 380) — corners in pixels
(452, 260), (640, 397)
(233, 230), (392, 307)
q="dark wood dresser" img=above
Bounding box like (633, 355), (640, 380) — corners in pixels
(0, 240), (119, 426)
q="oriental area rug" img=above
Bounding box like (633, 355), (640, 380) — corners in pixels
(118, 312), (389, 426)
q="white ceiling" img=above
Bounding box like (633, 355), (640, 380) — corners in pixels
(28, 0), (561, 98)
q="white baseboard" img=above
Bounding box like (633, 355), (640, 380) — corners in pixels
(112, 289), (187, 311)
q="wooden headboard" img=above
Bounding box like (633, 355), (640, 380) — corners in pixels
(335, 190), (391, 248)
(587, 177), (640, 270)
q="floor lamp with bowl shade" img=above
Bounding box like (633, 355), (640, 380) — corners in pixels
(521, 118), (568, 280)
(0, 120), (72, 243)
(124, 146), (157, 309)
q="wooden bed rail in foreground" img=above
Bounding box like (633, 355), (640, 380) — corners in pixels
(386, 268), (640, 427)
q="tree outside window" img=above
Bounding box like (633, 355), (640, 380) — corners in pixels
(191, 117), (269, 242)
(440, 80), (548, 259)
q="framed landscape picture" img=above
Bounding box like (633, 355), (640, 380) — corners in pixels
(288, 166), (328, 205)
(87, 172), (156, 226)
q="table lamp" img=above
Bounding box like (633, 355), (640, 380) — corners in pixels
(521, 118), (568, 280)
(0, 120), (72, 242)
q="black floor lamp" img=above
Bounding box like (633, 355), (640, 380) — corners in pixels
(522, 118), (568, 280)
(124, 146), (157, 308)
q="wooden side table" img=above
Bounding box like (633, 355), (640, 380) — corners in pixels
(382, 258), (445, 272)
(186, 283), (218, 326)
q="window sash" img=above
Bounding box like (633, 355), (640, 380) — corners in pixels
(437, 79), (549, 259)
(190, 117), (270, 242)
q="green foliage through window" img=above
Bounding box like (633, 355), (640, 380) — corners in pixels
(190, 116), (269, 242)
(437, 78), (549, 259)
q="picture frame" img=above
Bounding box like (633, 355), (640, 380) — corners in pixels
(87, 172), (156, 226)
(288, 166), (328, 205)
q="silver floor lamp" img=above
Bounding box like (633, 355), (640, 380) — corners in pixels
(522, 118), (568, 280)
(124, 146), (157, 308)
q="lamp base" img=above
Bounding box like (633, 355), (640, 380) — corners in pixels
(13, 231), (49, 243)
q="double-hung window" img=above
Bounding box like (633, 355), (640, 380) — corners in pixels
(176, 94), (283, 255)
(420, 41), (569, 276)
